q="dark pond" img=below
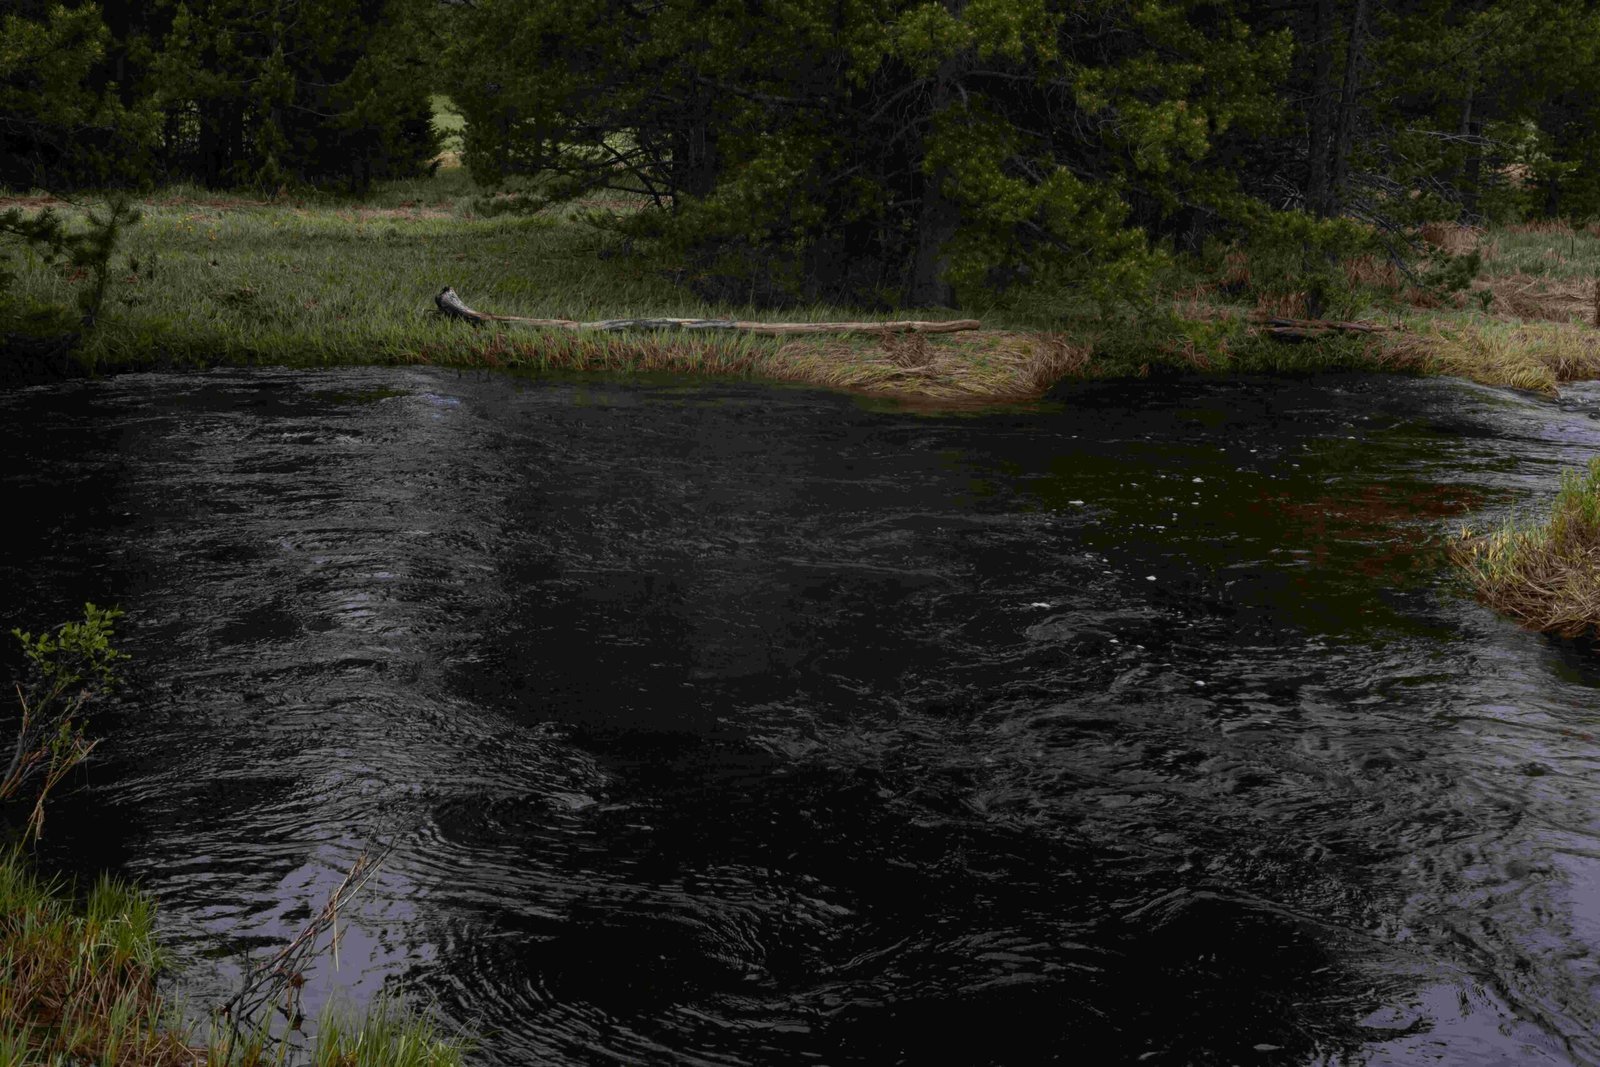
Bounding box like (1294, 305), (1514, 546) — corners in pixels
(3, 368), (1600, 1065)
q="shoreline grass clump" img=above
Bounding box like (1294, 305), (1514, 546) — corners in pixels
(1453, 457), (1600, 640)
(0, 849), (194, 1066)
(0, 848), (467, 1066)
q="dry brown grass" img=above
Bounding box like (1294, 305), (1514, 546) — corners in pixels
(880, 332), (935, 368)
(1219, 249), (1252, 290)
(1417, 221), (1483, 256)
(1454, 458), (1600, 641)
(1343, 254), (1404, 290)
(406, 326), (1091, 403)
(771, 329), (1091, 402)
(1472, 273), (1600, 324)
(1503, 219), (1580, 236)
(1385, 319), (1600, 393)
(1253, 289), (1310, 319)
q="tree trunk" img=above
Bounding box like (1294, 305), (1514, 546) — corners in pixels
(1462, 118), (1483, 218)
(1458, 84), (1482, 217)
(908, 173), (960, 306)
(1304, 0), (1337, 216)
(907, 3), (969, 307)
(1328, 0), (1370, 211)
(1544, 174), (1562, 218)
(671, 85), (719, 201)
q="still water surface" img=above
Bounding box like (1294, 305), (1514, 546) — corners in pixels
(3, 369), (1600, 1065)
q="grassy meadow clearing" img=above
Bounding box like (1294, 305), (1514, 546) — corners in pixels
(5, 99), (1600, 406)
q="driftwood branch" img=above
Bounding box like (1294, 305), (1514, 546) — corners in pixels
(1251, 314), (1395, 341)
(434, 287), (980, 336)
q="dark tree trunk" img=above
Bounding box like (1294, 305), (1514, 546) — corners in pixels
(906, 2), (969, 307)
(1304, 0), (1337, 216)
(1455, 83), (1477, 217)
(1462, 117), (1483, 218)
(908, 173), (960, 306)
(671, 86), (719, 201)
(1328, 0), (1369, 211)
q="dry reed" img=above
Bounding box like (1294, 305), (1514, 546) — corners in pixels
(1384, 319), (1600, 393)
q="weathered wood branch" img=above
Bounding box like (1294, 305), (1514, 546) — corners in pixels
(1253, 315), (1392, 333)
(434, 287), (980, 336)
(1250, 314), (1395, 341)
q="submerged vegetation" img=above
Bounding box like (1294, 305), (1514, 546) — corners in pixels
(1454, 458), (1600, 641)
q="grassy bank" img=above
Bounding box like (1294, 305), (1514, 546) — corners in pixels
(1454, 458), (1600, 642)
(0, 849), (464, 1066)
(5, 172), (1600, 401)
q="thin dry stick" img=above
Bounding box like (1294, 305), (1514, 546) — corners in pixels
(218, 845), (393, 1040)
(1591, 277), (1599, 329)
(434, 286), (982, 336)
(4, 682), (98, 843)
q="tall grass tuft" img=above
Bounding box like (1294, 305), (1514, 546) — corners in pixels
(301, 998), (465, 1067)
(0, 848), (193, 1066)
(1454, 457), (1600, 640)
(0, 847), (469, 1066)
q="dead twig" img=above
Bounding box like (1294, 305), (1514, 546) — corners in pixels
(217, 844), (394, 1044)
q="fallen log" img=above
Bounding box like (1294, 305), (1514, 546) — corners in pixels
(1252, 314), (1393, 334)
(434, 286), (980, 336)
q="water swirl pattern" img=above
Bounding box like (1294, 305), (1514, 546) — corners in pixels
(3, 368), (1599, 1065)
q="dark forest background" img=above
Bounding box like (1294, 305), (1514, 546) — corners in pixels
(6, 0), (1600, 306)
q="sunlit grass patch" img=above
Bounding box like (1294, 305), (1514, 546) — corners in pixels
(1453, 458), (1600, 641)
(1479, 221), (1600, 280)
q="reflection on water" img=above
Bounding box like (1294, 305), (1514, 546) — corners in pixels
(3, 369), (1600, 1065)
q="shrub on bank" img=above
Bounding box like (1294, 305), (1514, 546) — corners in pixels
(1454, 457), (1600, 640)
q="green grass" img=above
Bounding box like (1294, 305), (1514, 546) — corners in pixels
(0, 848), (465, 1066)
(1454, 457), (1600, 641)
(8, 174), (1600, 401)
(430, 95), (465, 159)
(3, 179), (886, 362)
(1, 176), (1082, 401)
(0, 849), (190, 1066)
(1479, 220), (1600, 281)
